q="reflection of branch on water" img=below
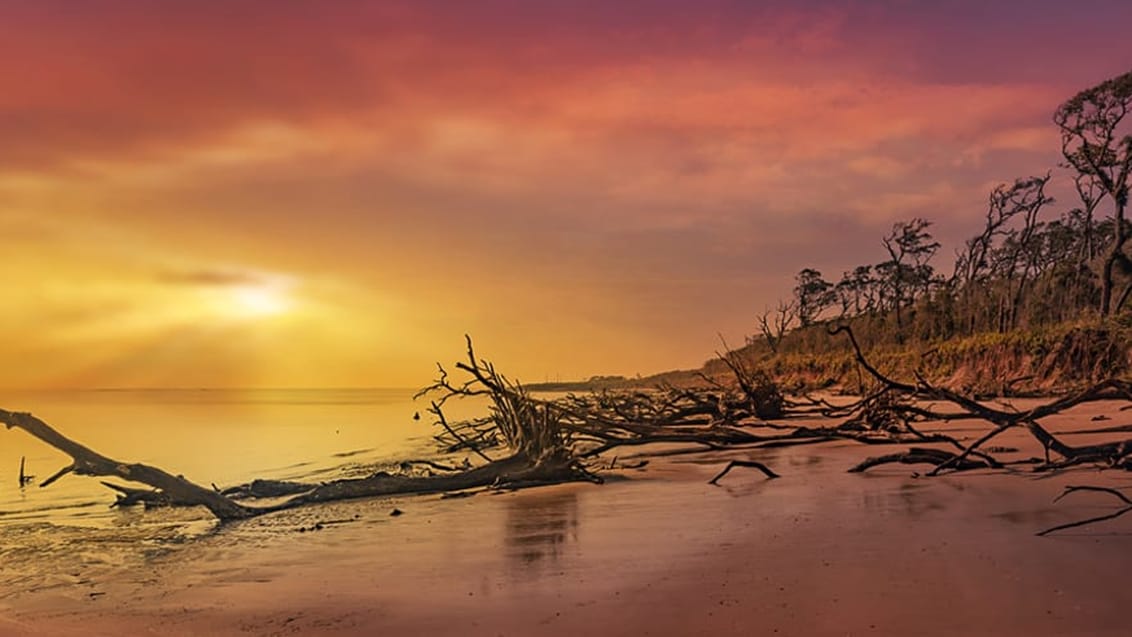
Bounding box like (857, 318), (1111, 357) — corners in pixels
(860, 482), (947, 519)
(1037, 486), (1132, 536)
(505, 492), (578, 572)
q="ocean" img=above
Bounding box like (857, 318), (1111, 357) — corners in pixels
(0, 388), (466, 528)
(0, 387), (501, 599)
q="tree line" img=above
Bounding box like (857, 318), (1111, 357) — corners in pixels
(757, 69), (1132, 353)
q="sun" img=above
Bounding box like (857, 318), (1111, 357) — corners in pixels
(226, 282), (294, 319)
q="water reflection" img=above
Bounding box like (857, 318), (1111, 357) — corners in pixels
(859, 480), (948, 518)
(504, 491), (578, 574)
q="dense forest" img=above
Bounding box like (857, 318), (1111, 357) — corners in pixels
(734, 68), (1132, 393)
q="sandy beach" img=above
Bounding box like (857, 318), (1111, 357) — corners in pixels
(3, 400), (1132, 637)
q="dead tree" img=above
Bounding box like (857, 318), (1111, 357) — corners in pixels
(704, 337), (784, 419)
(829, 324), (1132, 533)
(0, 338), (602, 523)
(756, 300), (796, 353)
(11, 330), (1132, 536)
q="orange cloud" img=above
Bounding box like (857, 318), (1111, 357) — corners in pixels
(3, 1), (1132, 388)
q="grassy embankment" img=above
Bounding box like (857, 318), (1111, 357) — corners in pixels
(690, 319), (1132, 397)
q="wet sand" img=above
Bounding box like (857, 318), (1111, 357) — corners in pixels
(4, 400), (1132, 636)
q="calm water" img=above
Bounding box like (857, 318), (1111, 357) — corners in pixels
(0, 388), (508, 598)
(0, 388), (468, 528)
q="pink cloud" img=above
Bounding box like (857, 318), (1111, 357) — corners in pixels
(4, 1), (1132, 386)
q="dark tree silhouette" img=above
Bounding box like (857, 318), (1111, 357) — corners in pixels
(1054, 70), (1132, 316)
(756, 300), (796, 353)
(879, 218), (939, 336)
(793, 268), (833, 327)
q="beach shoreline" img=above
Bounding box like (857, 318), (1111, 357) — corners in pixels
(4, 400), (1132, 636)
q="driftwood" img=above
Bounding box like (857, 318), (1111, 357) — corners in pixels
(0, 406), (602, 522)
(828, 324), (1132, 533)
(848, 447), (990, 473)
(103, 481), (183, 508)
(18, 455), (33, 487)
(7, 330), (1132, 537)
(0, 334), (843, 522)
(1, 408), (257, 521)
(0, 338), (601, 523)
(218, 479), (314, 499)
(708, 460), (780, 484)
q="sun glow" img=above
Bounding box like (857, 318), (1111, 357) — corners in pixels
(224, 281), (295, 319)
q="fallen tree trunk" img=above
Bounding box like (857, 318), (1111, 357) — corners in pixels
(1, 408), (257, 521)
(1, 407), (599, 521)
(251, 452), (598, 512)
(848, 447), (990, 473)
(0, 338), (604, 523)
(14, 329), (1132, 536)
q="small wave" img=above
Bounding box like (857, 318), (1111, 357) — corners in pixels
(0, 500), (103, 517)
(331, 447), (376, 458)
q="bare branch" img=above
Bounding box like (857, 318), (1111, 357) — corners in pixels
(708, 460), (780, 484)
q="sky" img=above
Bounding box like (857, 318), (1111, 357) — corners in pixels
(2, 0), (1132, 389)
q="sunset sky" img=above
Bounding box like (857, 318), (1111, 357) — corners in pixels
(3, 0), (1132, 389)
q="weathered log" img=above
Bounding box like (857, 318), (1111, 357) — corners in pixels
(260, 453), (598, 511)
(848, 447), (989, 473)
(102, 481), (180, 508)
(1, 408), (256, 521)
(17, 329), (1132, 538)
(219, 479), (315, 499)
(0, 408), (597, 521)
(1026, 420), (1132, 470)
